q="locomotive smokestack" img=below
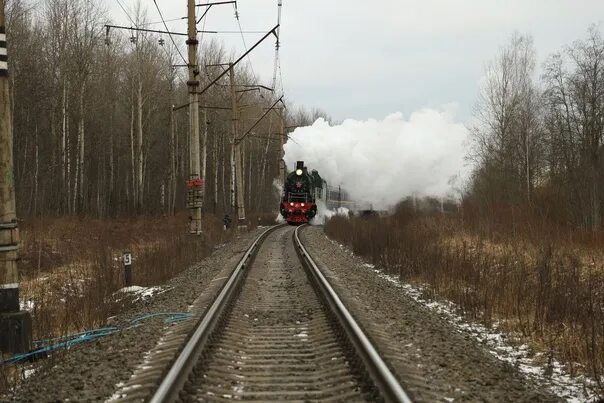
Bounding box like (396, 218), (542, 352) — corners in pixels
(296, 161), (304, 170)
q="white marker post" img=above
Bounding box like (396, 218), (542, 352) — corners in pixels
(123, 251), (132, 287)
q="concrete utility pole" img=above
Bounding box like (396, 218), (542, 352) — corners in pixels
(229, 64), (246, 227)
(0, 0), (31, 353)
(186, 0), (202, 234)
(234, 140), (245, 227)
(229, 64), (237, 214)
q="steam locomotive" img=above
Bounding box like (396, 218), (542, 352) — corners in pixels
(280, 161), (320, 225)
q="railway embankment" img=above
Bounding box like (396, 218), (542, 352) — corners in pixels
(324, 208), (604, 401)
(0, 214), (252, 400)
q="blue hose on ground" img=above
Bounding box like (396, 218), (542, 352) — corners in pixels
(3, 328), (119, 365)
(2, 312), (193, 365)
(33, 327), (120, 346)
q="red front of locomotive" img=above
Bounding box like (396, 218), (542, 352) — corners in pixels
(281, 200), (316, 224)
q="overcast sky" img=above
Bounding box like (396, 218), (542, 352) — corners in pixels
(108, 1), (604, 123)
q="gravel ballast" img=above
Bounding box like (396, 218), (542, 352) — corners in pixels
(5, 224), (568, 402)
(300, 225), (560, 402)
(5, 229), (263, 403)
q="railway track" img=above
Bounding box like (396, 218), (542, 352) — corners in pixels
(150, 225), (411, 402)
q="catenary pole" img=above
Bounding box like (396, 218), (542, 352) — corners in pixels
(229, 64), (243, 224)
(279, 107), (286, 185)
(0, 0), (31, 353)
(186, 0), (202, 234)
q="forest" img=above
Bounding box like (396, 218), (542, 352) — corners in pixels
(6, 0), (326, 219)
(467, 28), (604, 234)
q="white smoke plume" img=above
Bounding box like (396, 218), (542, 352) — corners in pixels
(283, 109), (469, 210)
(309, 200), (349, 225)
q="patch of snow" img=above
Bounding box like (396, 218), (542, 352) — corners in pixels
(115, 286), (164, 301)
(20, 299), (35, 312)
(118, 285), (145, 293)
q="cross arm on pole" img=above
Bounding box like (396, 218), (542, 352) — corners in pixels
(198, 25), (280, 97)
(196, 0), (237, 23)
(242, 84), (274, 92)
(104, 24), (187, 36)
(196, 1), (236, 7)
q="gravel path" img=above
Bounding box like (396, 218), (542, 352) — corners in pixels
(4, 229), (263, 403)
(300, 226), (560, 402)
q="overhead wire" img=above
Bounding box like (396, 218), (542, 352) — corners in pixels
(199, 0), (209, 55)
(142, 16), (187, 26)
(115, 0), (136, 26)
(232, 2), (259, 85)
(197, 1), (222, 93)
(152, 0), (188, 66)
(162, 42), (188, 87)
(200, 30), (267, 34)
(112, 1), (186, 86)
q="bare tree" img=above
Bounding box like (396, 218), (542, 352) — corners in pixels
(543, 26), (604, 231)
(469, 33), (543, 207)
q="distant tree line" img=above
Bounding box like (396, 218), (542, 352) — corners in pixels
(6, 0), (325, 218)
(468, 26), (604, 232)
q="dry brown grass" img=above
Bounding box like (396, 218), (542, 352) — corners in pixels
(16, 213), (231, 344)
(1, 213), (233, 393)
(326, 206), (604, 396)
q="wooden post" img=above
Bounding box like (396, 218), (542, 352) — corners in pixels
(0, 1), (31, 353)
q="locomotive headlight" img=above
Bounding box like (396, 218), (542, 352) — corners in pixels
(295, 169), (303, 176)
(290, 202), (294, 206)
(301, 203), (305, 207)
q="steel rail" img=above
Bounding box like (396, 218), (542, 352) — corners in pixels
(293, 225), (413, 403)
(150, 225), (281, 403)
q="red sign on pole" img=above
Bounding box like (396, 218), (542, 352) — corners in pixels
(186, 178), (204, 188)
